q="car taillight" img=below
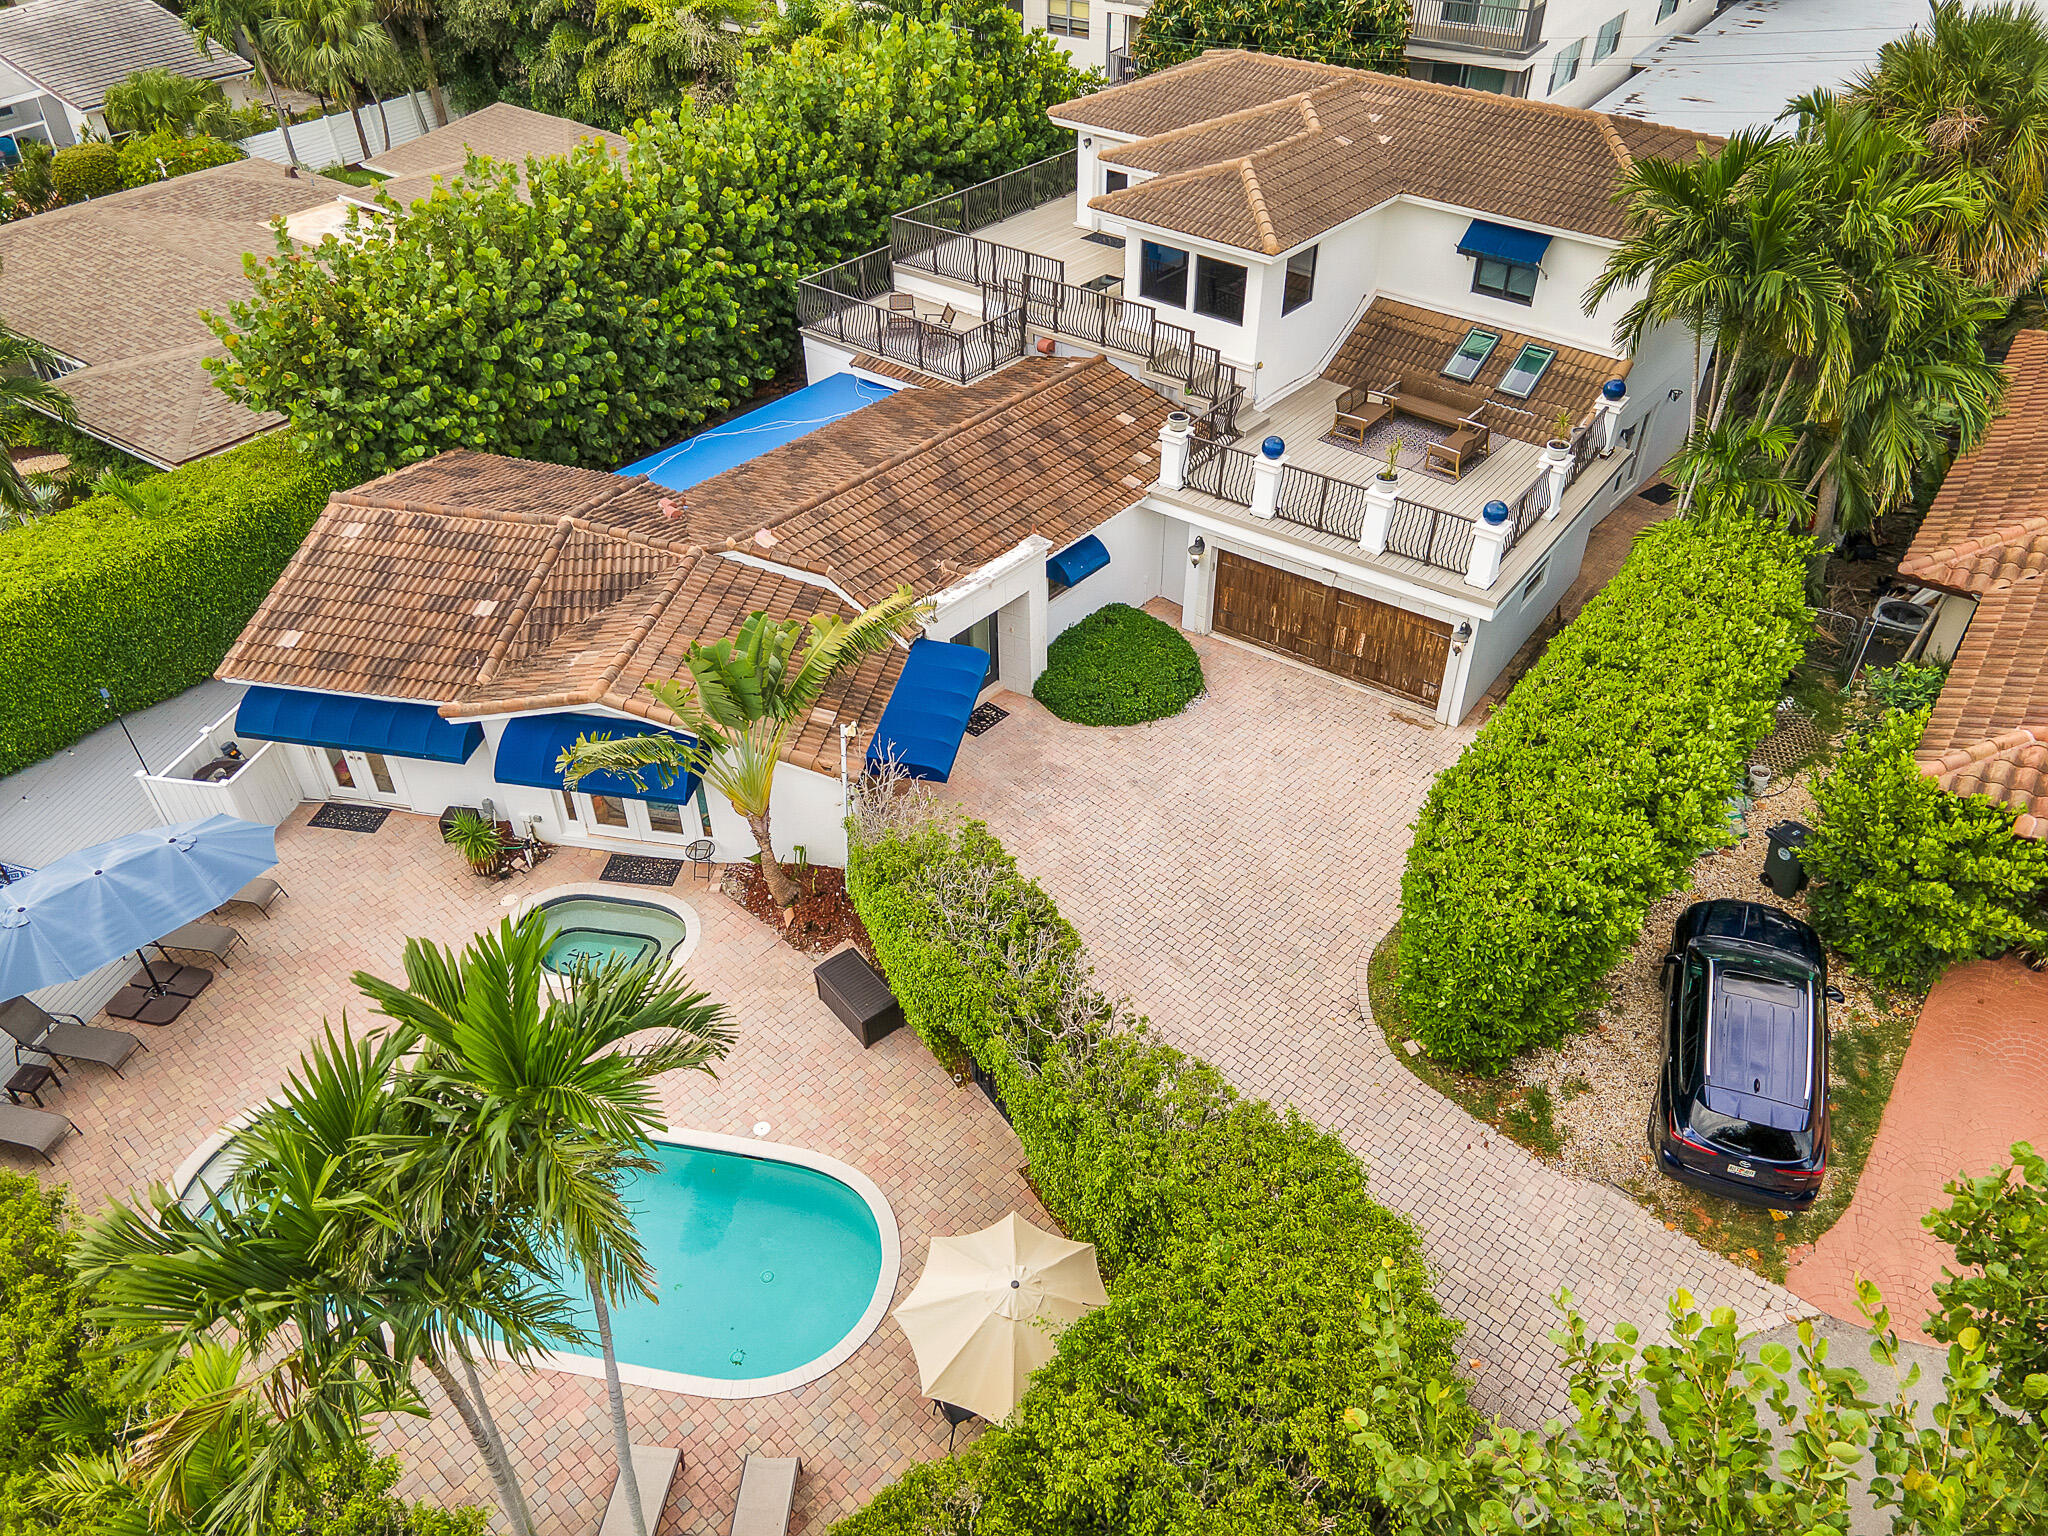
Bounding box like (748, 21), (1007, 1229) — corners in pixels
(1779, 1167), (1824, 1182)
(1667, 1114), (1715, 1157)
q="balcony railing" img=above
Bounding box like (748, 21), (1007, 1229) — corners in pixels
(891, 218), (1065, 291)
(1409, 0), (1546, 54)
(797, 263), (1028, 385)
(894, 150), (1078, 243)
(991, 274), (1244, 414)
(1107, 46), (1139, 84)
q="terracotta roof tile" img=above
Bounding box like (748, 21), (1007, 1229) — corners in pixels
(1049, 50), (1357, 139)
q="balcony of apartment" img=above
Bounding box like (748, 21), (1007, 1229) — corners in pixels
(1408, 0), (1547, 57)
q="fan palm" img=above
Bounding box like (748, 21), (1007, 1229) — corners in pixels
(354, 915), (735, 1536)
(265, 0), (403, 161)
(184, 0), (306, 167)
(0, 309), (76, 527)
(561, 585), (924, 912)
(101, 69), (236, 137)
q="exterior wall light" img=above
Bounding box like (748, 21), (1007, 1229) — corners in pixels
(1451, 620), (1473, 657)
(1189, 536), (1207, 567)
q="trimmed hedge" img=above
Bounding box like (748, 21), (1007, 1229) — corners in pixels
(1032, 601), (1204, 726)
(840, 815), (1461, 1535)
(50, 142), (121, 202)
(1398, 512), (1812, 1070)
(0, 439), (339, 774)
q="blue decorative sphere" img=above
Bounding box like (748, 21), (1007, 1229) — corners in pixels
(1602, 378), (1627, 401)
(1261, 435), (1286, 460)
(1482, 500), (1511, 525)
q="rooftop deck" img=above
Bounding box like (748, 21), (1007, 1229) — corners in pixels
(918, 200), (1127, 292)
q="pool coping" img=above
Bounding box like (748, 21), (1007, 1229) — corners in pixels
(509, 881), (703, 981)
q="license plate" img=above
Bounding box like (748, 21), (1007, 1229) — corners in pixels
(1729, 1164), (1756, 1178)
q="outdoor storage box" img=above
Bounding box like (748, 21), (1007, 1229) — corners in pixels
(814, 948), (904, 1048)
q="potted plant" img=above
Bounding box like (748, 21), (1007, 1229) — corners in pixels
(1379, 436), (1403, 482)
(1548, 409), (1574, 452)
(443, 809), (505, 878)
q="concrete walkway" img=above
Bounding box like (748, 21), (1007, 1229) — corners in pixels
(945, 609), (1799, 1425)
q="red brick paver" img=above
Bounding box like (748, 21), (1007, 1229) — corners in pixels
(1788, 955), (2048, 1341)
(13, 804), (1040, 1534)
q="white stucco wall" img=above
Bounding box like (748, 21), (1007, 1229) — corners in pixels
(1254, 222), (1382, 405)
(1046, 503), (1166, 634)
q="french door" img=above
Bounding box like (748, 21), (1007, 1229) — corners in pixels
(324, 748), (407, 803)
(558, 789), (711, 845)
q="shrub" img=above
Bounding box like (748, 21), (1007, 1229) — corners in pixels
(116, 130), (244, 189)
(0, 437), (339, 774)
(1397, 512), (1812, 1070)
(1925, 1141), (2048, 1419)
(1032, 602), (1204, 726)
(49, 142), (122, 203)
(1804, 708), (2048, 986)
(839, 805), (1461, 1533)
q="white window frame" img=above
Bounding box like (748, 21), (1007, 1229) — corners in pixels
(1657, 0), (1680, 19)
(1593, 13), (1624, 62)
(1046, 0), (1088, 36)
(557, 788), (703, 845)
(1548, 39), (1584, 94)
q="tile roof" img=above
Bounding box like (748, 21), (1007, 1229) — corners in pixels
(1084, 58), (1719, 254)
(1323, 298), (1625, 446)
(0, 158), (357, 465)
(1048, 50), (1356, 138)
(354, 102), (629, 208)
(0, 0), (248, 111)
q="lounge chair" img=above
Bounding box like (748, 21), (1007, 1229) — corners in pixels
(0, 1102), (76, 1164)
(729, 1455), (799, 1536)
(1330, 386), (1392, 448)
(0, 997), (147, 1076)
(601, 1446), (681, 1536)
(153, 921), (244, 967)
(215, 877), (287, 918)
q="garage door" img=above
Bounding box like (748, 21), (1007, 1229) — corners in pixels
(1211, 550), (1452, 705)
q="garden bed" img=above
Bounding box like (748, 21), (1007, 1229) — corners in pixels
(718, 858), (875, 958)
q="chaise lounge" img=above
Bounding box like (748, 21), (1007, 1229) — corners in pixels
(729, 1455), (800, 1536)
(0, 1102), (77, 1164)
(1, 997), (148, 1076)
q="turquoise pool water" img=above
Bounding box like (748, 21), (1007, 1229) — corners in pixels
(556, 1143), (884, 1381)
(535, 896), (688, 976)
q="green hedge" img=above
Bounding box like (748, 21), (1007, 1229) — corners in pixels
(0, 438), (339, 774)
(1397, 512), (1812, 1071)
(50, 142), (121, 202)
(1032, 602), (1204, 726)
(840, 815), (1460, 1535)
(116, 131), (244, 189)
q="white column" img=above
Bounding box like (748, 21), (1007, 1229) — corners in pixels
(1249, 436), (1286, 520)
(1597, 381), (1629, 454)
(1360, 475), (1398, 554)
(1157, 411), (1192, 491)
(1465, 501), (1515, 589)
(1541, 441), (1573, 519)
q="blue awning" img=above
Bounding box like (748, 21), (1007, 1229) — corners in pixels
(1046, 534), (1111, 590)
(1456, 219), (1552, 268)
(235, 686), (482, 764)
(495, 713), (700, 803)
(864, 639), (987, 783)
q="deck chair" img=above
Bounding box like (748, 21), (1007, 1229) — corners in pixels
(0, 1102), (76, 1164)
(729, 1456), (799, 1536)
(153, 921), (244, 967)
(601, 1446), (681, 1536)
(0, 997), (146, 1075)
(885, 292), (918, 333)
(214, 877), (287, 918)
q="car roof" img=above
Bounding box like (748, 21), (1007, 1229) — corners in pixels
(1701, 963), (1812, 1130)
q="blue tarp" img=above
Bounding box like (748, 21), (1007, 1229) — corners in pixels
(1456, 219), (1552, 268)
(1046, 534), (1111, 590)
(495, 713), (700, 804)
(236, 686), (482, 764)
(615, 372), (898, 492)
(864, 639), (987, 783)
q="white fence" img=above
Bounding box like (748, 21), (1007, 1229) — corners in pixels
(239, 90), (459, 170)
(135, 709), (307, 830)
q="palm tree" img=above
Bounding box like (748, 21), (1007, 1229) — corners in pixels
(101, 69), (236, 137)
(562, 587), (924, 912)
(375, 0), (449, 127)
(184, 0), (306, 168)
(265, 0), (402, 161)
(0, 308), (76, 527)
(355, 916), (735, 1536)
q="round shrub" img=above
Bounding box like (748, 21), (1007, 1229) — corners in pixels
(1032, 602), (1203, 725)
(50, 142), (122, 203)
(116, 130), (243, 190)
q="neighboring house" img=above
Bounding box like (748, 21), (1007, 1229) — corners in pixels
(1594, 0), (2002, 134)
(197, 357), (1173, 864)
(1897, 329), (2048, 840)
(0, 0), (250, 153)
(1409, 0), (1717, 107)
(0, 157), (357, 468)
(800, 51), (1714, 723)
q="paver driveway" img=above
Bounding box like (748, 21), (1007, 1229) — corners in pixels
(944, 604), (1799, 1423)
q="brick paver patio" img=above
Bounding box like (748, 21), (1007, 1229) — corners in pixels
(16, 805), (1040, 1534)
(944, 603), (1799, 1424)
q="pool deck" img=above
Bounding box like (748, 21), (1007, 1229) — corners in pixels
(23, 801), (1044, 1534)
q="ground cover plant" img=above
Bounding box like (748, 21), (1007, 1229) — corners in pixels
(0, 438), (339, 775)
(838, 791), (1460, 1534)
(1031, 602), (1204, 726)
(1398, 511), (1812, 1071)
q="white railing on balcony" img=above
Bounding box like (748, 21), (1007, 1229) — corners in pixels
(1409, 0), (1546, 53)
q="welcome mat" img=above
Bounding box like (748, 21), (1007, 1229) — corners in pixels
(307, 803), (391, 833)
(965, 702), (1009, 737)
(1640, 482), (1678, 505)
(600, 854), (684, 888)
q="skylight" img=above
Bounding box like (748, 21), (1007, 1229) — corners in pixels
(1497, 342), (1557, 399)
(1443, 329), (1499, 384)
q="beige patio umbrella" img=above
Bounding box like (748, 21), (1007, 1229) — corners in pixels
(893, 1212), (1109, 1423)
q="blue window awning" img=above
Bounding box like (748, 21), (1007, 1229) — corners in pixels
(1456, 219), (1552, 268)
(864, 639), (987, 783)
(495, 713), (700, 803)
(235, 685), (482, 764)
(1046, 534), (1111, 591)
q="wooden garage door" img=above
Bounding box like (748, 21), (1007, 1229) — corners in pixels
(1212, 550), (1452, 705)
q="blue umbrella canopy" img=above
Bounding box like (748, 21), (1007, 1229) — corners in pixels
(0, 816), (278, 997)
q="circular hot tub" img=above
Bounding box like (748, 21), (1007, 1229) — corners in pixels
(511, 882), (701, 980)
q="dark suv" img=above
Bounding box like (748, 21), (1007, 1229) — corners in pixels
(1648, 900), (1841, 1209)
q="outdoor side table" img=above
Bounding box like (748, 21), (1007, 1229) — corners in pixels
(6, 1063), (57, 1107)
(814, 948), (904, 1048)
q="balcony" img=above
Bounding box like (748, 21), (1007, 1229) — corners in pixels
(1409, 0), (1546, 56)
(1107, 46), (1139, 84)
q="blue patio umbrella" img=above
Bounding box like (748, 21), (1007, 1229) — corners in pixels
(0, 815), (278, 1020)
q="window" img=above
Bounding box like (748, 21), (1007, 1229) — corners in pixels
(1657, 0), (1680, 18)
(1281, 246), (1317, 314)
(590, 794), (630, 829)
(1139, 240), (1188, 306)
(1426, 60), (1515, 95)
(558, 791), (579, 824)
(1498, 341), (1558, 397)
(645, 800), (688, 837)
(1192, 254), (1247, 324)
(1443, 328), (1500, 382)
(1104, 169), (1127, 194)
(1520, 557), (1551, 606)
(1548, 39), (1583, 94)
(1593, 13), (1624, 61)
(1046, 0), (1088, 36)
(1472, 255), (1538, 305)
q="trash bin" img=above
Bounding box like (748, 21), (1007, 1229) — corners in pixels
(1762, 820), (1814, 897)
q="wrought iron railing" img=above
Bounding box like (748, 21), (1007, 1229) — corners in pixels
(799, 245), (895, 306)
(893, 150), (1078, 245)
(992, 274), (1243, 413)
(797, 279), (1027, 385)
(1107, 46), (1139, 84)
(891, 217), (1065, 291)
(1507, 474), (1548, 547)
(1409, 0), (1546, 53)
(1385, 497), (1480, 569)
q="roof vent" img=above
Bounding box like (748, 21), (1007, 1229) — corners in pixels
(658, 496), (685, 520)
(472, 599), (499, 618)
(1376, 135), (1391, 145)
(339, 522), (366, 539)
(276, 629), (303, 649)
(1334, 135), (1352, 146)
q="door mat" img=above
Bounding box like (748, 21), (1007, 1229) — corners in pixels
(965, 702), (1009, 737)
(307, 803), (392, 833)
(1080, 231), (1125, 248)
(599, 853), (684, 888)
(1639, 482), (1677, 505)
